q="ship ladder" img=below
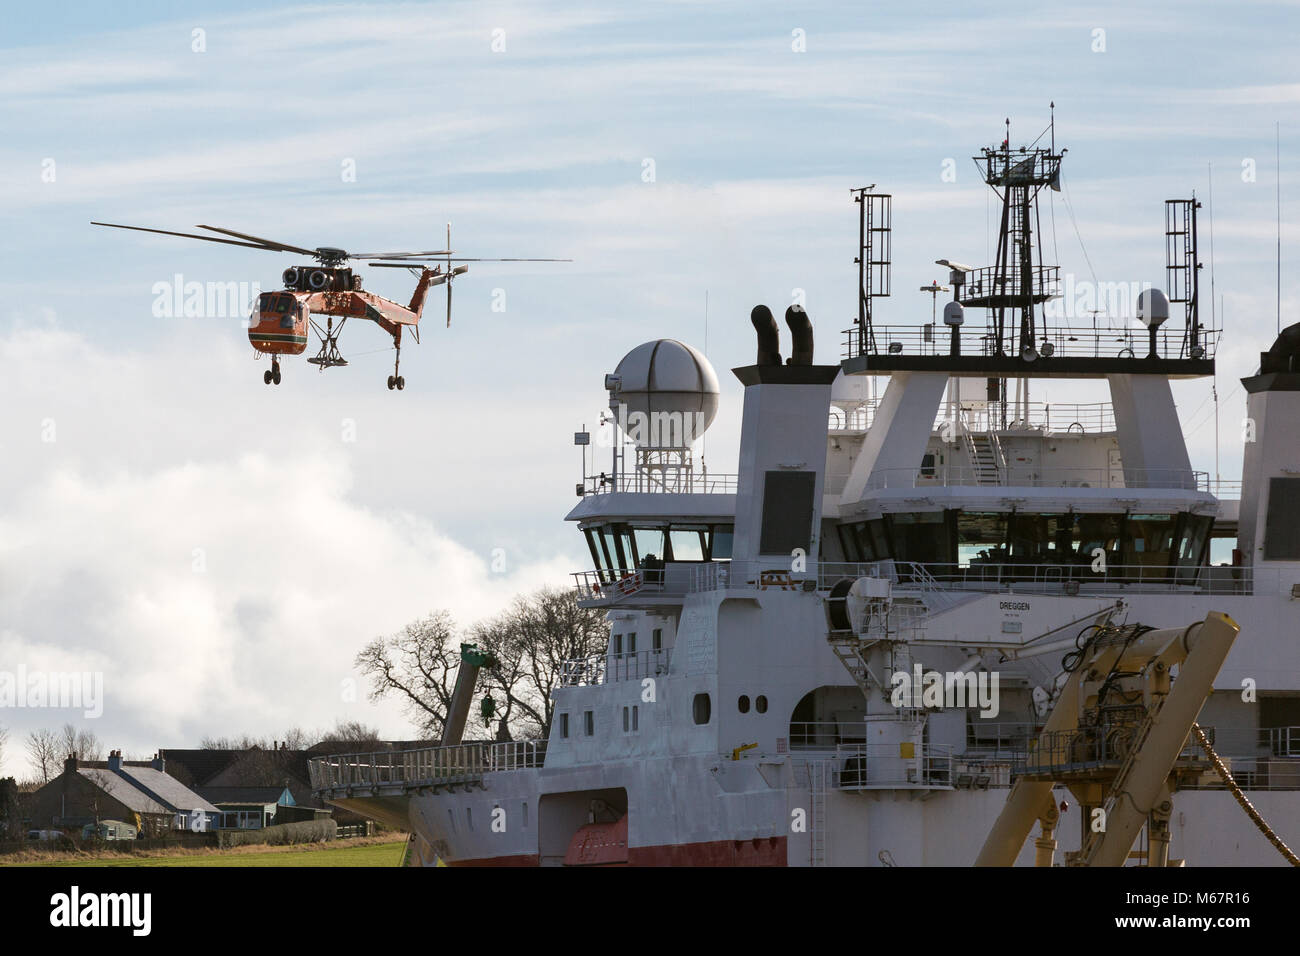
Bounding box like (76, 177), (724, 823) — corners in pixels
(810, 759), (828, 867)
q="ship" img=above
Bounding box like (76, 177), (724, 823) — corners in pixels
(309, 125), (1300, 866)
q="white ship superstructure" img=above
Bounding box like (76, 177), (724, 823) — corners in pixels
(310, 129), (1300, 866)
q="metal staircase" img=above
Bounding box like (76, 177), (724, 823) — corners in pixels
(965, 431), (1002, 485)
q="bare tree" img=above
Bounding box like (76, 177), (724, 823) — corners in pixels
(26, 728), (60, 783)
(59, 723), (102, 762)
(355, 612), (460, 740)
(477, 586), (609, 739)
(355, 588), (609, 743)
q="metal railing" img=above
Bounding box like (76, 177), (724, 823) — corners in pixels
(578, 471), (737, 495)
(816, 559), (1268, 596)
(843, 320), (1219, 364)
(832, 743), (955, 789)
(832, 400), (1119, 436)
(309, 740), (548, 794)
(559, 648), (671, 686)
(863, 464), (1210, 491)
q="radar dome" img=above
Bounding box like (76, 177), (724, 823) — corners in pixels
(610, 339), (720, 447)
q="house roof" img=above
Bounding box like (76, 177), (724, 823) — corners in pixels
(78, 769), (169, 815)
(119, 766), (219, 813)
(198, 786), (290, 806)
(157, 749), (243, 786)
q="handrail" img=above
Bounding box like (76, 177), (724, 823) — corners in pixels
(559, 648), (671, 686)
(308, 739), (548, 792)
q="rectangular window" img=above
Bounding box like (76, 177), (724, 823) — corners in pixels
(1264, 477), (1300, 560)
(627, 632), (636, 654)
(560, 713), (569, 738)
(632, 705), (639, 731)
(622, 706), (629, 732)
(584, 711), (594, 736)
(759, 471), (816, 554)
(522, 802), (529, 828)
(709, 525), (734, 560)
(653, 628), (662, 651)
(668, 528), (707, 562)
(612, 633), (622, 656)
(466, 808), (473, 831)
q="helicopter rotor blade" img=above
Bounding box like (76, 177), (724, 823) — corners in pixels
(359, 257), (572, 263)
(194, 225), (318, 256)
(355, 250), (454, 260)
(91, 221), (278, 251)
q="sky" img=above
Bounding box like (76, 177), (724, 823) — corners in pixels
(0, 0), (1296, 777)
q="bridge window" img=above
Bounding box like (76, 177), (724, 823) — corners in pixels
(668, 528), (706, 562)
(652, 628), (662, 651)
(630, 527), (666, 566)
(709, 525), (734, 560)
(612, 633), (622, 656)
(623, 706), (630, 732)
(627, 632), (636, 654)
(584, 711), (594, 736)
(632, 705), (639, 731)
(693, 693), (711, 725)
(560, 713), (569, 738)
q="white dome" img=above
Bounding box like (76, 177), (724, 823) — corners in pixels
(611, 339), (719, 446)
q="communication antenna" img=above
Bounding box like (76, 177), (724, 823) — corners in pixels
(1164, 197), (1203, 358)
(852, 185), (892, 357)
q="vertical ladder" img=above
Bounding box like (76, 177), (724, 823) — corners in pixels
(1164, 198), (1201, 357)
(810, 759), (828, 867)
(853, 188), (892, 356)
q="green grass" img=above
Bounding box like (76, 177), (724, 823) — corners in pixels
(18, 839), (407, 868)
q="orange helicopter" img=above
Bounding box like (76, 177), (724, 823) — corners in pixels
(92, 221), (569, 389)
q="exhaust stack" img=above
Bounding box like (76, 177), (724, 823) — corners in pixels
(750, 305), (782, 366)
(785, 305), (814, 366)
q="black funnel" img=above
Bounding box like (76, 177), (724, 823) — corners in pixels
(751, 305), (781, 366)
(785, 305), (814, 366)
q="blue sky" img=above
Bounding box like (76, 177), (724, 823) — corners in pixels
(0, 0), (1295, 774)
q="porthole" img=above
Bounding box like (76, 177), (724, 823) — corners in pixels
(756, 695), (768, 714)
(738, 695), (751, 713)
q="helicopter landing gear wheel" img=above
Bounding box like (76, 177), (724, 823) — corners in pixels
(264, 370), (273, 385)
(387, 335), (405, 392)
(272, 366), (282, 386)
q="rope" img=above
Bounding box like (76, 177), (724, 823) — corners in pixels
(1192, 723), (1300, 866)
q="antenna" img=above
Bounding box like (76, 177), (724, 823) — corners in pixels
(851, 186), (892, 358)
(1164, 197), (1203, 358)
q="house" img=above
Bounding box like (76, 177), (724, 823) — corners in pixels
(27, 752), (220, 836)
(198, 785), (295, 829)
(161, 744), (346, 823)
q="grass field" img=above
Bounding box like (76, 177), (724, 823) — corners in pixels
(4, 836), (408, 868)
